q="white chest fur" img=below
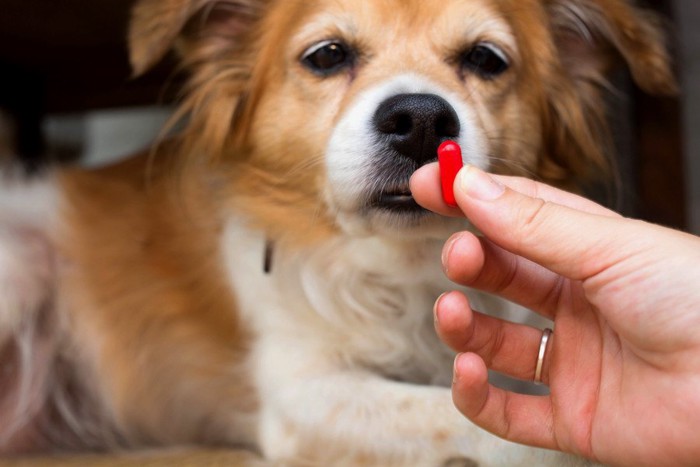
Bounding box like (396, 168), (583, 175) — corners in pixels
(222, 219), (511, 387)
(221, 220), (568, 465)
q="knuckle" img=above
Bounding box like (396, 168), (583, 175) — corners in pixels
(520, 198), (548, 232)
(512, 197), (550, 250)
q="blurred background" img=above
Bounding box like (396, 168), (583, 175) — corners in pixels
(0, 0), (697, 233)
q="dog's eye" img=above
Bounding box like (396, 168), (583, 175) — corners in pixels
(301, 40), (353, 76)
(461, 43), (509, 79)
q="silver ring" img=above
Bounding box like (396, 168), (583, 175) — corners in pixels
(534, 328), (552, 385)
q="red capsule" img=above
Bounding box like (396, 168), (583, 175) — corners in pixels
(438, 140), (463, 207)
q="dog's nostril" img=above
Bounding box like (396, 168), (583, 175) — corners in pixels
(394, 114), (413, 136)
(373, 93), (461, 166)
(376, 110), (413, 136)
(436, 115), (460, 139)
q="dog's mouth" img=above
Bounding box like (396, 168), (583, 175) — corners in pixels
(369, 185), (424, 213)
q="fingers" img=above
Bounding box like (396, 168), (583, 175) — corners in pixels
(411, 163), (620, 219)
(411, 163), (632, 282)
(449, 165), (635, 282)
(452, 353), (556, 450)
(441, 231), (563, 317)
(435, 291), (552, 381)
(483, 174), (620, 218)
(438, 293), (559, 450)
(409, 162), (464, 217)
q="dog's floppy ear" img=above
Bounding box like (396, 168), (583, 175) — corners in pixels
(547, 0), (676, 95)
(129, 0), (264, 76)
(538, 0), (676, 185)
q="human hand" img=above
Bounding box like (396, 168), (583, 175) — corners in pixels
(410, 164), (700, 466)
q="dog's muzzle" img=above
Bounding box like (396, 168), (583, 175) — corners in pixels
(370, 93), (461, 211)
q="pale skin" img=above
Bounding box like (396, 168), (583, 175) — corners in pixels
(410, 163), (700, 467)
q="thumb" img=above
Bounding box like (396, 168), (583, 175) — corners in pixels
(454, 165), (636, 281)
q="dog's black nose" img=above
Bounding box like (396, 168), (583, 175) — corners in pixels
(373, 93), (460, 165)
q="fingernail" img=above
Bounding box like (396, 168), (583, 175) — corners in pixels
(441, 234), (460, 275)
(434, 293), (446, 328)
(458, 165), (505, 201)
(433, 293), (447, 324)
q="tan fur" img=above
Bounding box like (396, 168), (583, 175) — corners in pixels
(0, 0), (674, 460)
(57, 153), (258, 447)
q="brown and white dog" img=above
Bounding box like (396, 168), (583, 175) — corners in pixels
(0, 0), (674, 465)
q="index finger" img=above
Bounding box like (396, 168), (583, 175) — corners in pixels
(410, 163), (464, 217)
(452, 166), (637, 283)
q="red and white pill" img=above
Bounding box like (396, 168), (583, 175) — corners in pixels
(438, 140), (463, 207)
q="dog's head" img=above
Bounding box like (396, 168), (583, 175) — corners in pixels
(130, 0), (674, 242)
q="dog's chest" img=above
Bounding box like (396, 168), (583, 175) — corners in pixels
(294, 259), (454, 385)
(223, 222), (457, 385)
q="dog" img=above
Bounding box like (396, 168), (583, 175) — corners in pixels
(0, 0), (674, 465)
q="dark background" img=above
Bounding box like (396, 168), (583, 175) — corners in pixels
(0, 0), (686, 230)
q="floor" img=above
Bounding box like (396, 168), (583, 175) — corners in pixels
(0, 449), (270, 467)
